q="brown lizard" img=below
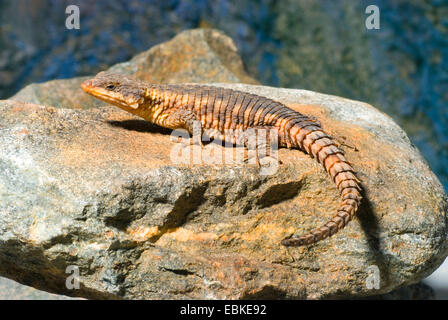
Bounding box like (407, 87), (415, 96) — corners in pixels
(81, 72), (362, 246)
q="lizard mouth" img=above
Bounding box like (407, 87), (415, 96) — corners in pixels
(81, 80), (130, 109)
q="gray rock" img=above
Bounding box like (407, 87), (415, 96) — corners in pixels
(367, 282), (435, 300)
(0, 277), (79, 300)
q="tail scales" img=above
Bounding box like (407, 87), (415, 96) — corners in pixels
(282, 124), (362, 247)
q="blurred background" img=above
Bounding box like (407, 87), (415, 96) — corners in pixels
(0, 0), (447, 299)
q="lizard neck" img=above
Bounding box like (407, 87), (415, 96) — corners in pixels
(126, 85), (173, 125)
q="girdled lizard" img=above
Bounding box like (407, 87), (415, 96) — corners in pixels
(81, 72), (362, 246)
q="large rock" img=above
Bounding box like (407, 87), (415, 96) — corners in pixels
(0, 81), (446, 299)
(10, 29), (258, 109)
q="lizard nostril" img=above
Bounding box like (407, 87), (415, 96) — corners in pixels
(81, 79), (93, 91)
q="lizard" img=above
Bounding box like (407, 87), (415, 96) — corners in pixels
(81, 72), (362, 247)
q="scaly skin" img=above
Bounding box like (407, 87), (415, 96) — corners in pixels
(81, 72), (362, 246)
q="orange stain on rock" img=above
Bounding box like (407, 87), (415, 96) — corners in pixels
(17, 128), (29, 135)
(104, 230), (115, 239)
(127, 226), (162, 242)
(161, 227), (218, 243)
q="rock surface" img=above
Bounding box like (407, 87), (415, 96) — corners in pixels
(367, 282), (435, 300)
(0, 277), (79, 300)
(0, 29), (447, 299)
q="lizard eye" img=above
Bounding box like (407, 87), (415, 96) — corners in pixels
(106, 84), (116, 90)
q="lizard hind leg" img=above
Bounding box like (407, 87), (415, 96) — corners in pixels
(241, 126), (279, 169)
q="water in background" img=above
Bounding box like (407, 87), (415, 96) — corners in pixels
(1, 0), (446, 191)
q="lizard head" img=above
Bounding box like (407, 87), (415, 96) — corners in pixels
(81, 72), (147, 112)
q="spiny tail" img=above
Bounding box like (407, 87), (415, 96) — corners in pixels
(281, 121), (362, 246)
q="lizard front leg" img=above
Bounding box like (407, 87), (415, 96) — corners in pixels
(163, 108), (203, 146)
